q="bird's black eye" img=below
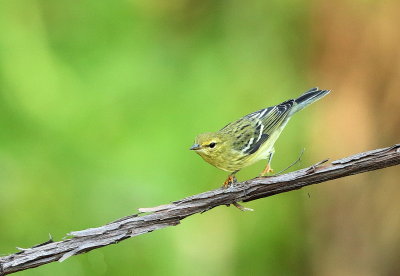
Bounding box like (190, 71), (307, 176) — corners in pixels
(209, 142), (216, 148)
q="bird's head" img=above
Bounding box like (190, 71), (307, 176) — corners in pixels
(190, 132), (228, 159)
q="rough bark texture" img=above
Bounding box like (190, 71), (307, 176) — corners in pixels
(0, 144), (399, 275)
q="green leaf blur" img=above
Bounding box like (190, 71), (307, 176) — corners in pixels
(1, 0), (399, 275)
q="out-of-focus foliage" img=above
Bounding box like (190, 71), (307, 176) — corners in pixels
(0, 0), (399, 275)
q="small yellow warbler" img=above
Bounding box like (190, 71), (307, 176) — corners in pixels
(190, 87), (330, 187)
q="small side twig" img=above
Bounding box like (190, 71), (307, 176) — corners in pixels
(275, 148), (305, 175)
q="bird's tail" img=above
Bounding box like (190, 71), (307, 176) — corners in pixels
(290, 87), (330, 114)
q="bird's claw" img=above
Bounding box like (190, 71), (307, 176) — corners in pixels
(222, 175), (237, 188)
(259, 164), (274, 177)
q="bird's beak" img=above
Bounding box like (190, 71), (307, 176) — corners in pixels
(190, 143), (201, 150)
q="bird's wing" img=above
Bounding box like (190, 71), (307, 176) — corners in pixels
(224, 100), (295, 154)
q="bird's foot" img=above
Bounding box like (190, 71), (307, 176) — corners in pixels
(259, 164), (274, 177)
(222, 175), (237, 188)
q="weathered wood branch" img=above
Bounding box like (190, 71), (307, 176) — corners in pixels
(1, 144), (399, 275)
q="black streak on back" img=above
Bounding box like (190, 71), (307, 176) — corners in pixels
(244, 133), (270, 155)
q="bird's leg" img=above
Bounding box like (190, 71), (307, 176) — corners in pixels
(260, 150), (275, 177)
(223, 171), (238, 188)
(260, 163), (274, 176)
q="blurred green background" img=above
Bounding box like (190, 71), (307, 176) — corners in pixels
(1, 0), (399, 275)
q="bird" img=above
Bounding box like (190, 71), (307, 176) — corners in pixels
(190, 87), (330, 188)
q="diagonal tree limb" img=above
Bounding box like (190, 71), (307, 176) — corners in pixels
(1, 144), (399, 275)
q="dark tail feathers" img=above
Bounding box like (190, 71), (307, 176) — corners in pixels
(291, 87), (330, 114)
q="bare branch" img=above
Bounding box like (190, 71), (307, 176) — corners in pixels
(1, 144), (399, 275)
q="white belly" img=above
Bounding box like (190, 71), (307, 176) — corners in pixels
(248, 123), (287, 164)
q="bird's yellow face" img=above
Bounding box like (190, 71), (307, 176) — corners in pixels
(190, 132), (229, 166)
